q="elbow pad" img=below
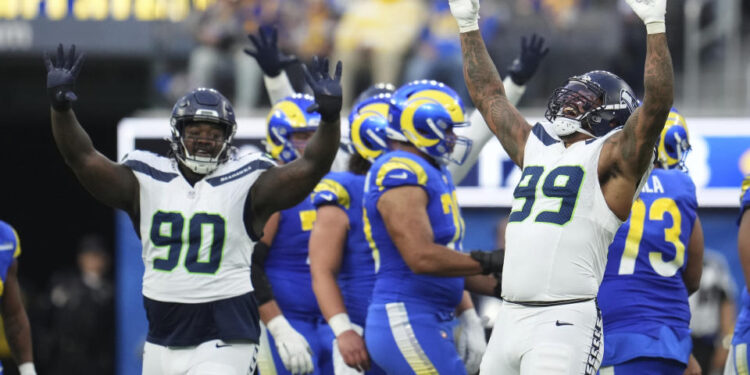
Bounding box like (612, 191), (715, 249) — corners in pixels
(251, 242), (274, 305)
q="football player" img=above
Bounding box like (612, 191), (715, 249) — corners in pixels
(724, 174), (750, 375)
(598, 109), (704, 374)
(253, 92), (337, 375)
(45, 45), (342, 375)
(361, 81), (504, 374)
(309, 87), (392, 375)
(0, 221), (36, 375)
(450, 0), (674, 372)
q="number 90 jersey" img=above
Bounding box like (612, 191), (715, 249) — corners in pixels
(363, 150), (466, 311)
(502, 124), (647, 302)
(122, 150), (275, 304)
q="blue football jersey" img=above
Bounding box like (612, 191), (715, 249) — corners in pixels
(363, 150), (466, 311)
(311, 171), (374, 326)
(599, 168), (698, 365)
(265, 199), (322, 317)
(731, 175), (750, 346)
(0, 221), (20, 303)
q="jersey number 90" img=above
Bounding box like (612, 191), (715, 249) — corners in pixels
(150, 211), (226, 274)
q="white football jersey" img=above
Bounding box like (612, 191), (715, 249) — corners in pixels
(122, 150), (276, 304)
(502, 123), (648, 302)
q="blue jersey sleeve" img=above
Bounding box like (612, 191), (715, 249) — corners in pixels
(374, 156), (429, 191)
(312, 175), (351, 210)
(0, 221), (20, 259)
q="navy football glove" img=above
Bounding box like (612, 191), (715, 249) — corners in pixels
(303, 56), (342, 122)
(44, 43), (85, 112)
(244, 25), (298, 77)
(470, 249), (504, 275)
(507, 34), (549, 86)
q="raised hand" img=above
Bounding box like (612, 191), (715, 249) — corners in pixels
(624, 0), (667, 33)
(449, 0), (480, 33)
(508, 34), (549, 86)
(244, 25), (299, 77)
(44, 43), (85, 112)
(302, 56), (342, 122)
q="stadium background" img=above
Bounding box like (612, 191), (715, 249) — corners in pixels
(1, 0), (749, 374)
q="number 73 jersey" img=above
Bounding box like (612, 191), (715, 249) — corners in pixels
(502, 124), (649, 302)
(122, 150), (275, 304)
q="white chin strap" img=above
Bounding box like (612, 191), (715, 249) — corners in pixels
(552, 117), (595, 138)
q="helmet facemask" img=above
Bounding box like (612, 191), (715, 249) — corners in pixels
(546, 80), (604, 138)
(170, 119), (234, 175)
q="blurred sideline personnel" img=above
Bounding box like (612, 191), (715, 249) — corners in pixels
(689, 249), (736, 374)
(598, 109), (704, 374)
(307, 36), (547, 375)
(451, 0), (675, 372)
(724, 175), (750, 375)
(0, 221), (35, 375)
(253, 93), (335, 375)
(361, 81), (504, 374)
(42, 234), (113, 375)
(44, 44), (342, 375)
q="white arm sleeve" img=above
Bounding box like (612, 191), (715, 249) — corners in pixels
(263, 72), (296, 104)
(449, 77), (526, 184)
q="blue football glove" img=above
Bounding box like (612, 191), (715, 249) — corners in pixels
(244, 25), (299, 77)
(507, 34), (549, 86)
(44, 43), (85, 112)
(302, 56), (342, 122)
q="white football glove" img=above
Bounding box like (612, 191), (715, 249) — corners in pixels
(624, 0), (667, 34)
(267, 315), (314, 374)
(457, 308), (486, 374)
(449, 0), (480, 33)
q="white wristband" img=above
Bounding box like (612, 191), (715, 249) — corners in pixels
(328, 313), (353, 337)
(646, 21), (666, 34)
(266, 315), (292, 338)
(18, 362), (36, 375)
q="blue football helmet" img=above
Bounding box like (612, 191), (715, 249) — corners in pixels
(265, 94), (320, 163)
(545, 70), (638, 138)
(656, 108), (691, 170)
(170, 88), (237, 174)
(346, 84), (395, 162)
(387, 80), (472, 165)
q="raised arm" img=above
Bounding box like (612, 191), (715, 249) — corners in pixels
(244, 25), (298, 104)
(603, 0), (673, 182)
(449, 34), (548, 183)
(450, 0), (531, 167)
(250, 57), (342, 236)
(46, 44), (139, 216)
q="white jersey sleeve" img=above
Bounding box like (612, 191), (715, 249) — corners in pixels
(501, 124), (629, 302)
(449, 76), (527, 184)
(122, 150), (276, 303)
(264, 72), (296, 104)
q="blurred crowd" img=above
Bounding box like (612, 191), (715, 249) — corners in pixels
(150, 0), (737, 113)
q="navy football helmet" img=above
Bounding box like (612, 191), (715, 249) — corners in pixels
(545, 70), (638, 138)
(169, 88), (236, 174)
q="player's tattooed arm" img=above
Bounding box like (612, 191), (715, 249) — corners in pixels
(250, 57), (341, 234)
(459, 31), (531, 167)
(1, 262), (34, 367)
(616, 33), (673, 179)
(46, 44), (139, 216)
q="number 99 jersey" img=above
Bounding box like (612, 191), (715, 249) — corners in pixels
(598, 168), (698, 366)
(121, 150), (275, 304)
(502, 124), (645, 302)
(363, 150), (466, 310)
